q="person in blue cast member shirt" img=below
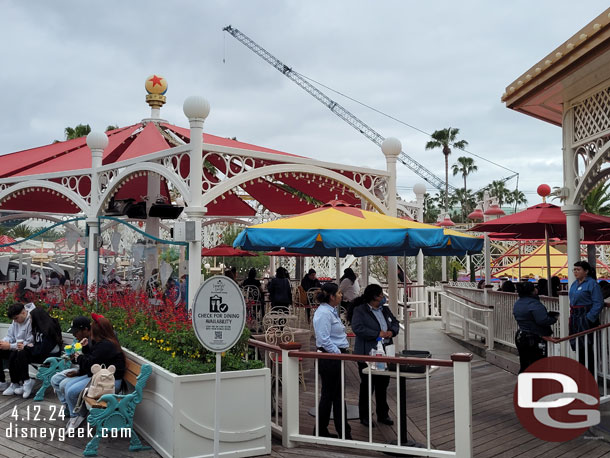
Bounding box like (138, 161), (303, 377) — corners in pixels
(513, 282), (558, 373)
(312, 282), (351, 440)
(569, 260), (604, 373)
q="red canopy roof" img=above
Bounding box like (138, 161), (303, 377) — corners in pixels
(0, 121), (369, 216)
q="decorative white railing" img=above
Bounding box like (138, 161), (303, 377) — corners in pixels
(439, 292), (494, 349)
(247, 339), (474, 457)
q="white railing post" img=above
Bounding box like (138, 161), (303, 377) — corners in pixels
(452, 353), (473, 458)
(559, 292), (570, 357)
(487, 307), (495, 350)
(281, 343), (301, 448)
(440, 284), (447, 330)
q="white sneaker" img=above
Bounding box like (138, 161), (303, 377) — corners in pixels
(72, 415), (86, 429)
(22, 379), (36, 398)
(0, 381), (8, 391)
(3, 383), (20, 396)
(14, 383), (24, 396)
(66, 417), (77, 430)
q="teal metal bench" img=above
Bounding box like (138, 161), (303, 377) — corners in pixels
(83, 361), (152, 457)
(33, 356), (72, 401)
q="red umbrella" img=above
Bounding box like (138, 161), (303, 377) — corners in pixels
(264, 249), (311, 257)
(470, 203), (610, 240)
(470, 202), (610, 282)
(201, 244), (257, 257)
(0, 235), (17, 253)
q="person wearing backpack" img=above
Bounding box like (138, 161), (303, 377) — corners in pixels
(59, 313), (125, 430)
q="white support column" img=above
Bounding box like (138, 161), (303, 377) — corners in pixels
(562, 205), (582, 285)
(183, 96), (210, 309)
(452, 354), (473, 458)
(281, 344), (300, 448)
(382, 138), (401, 316)
(85, 132), (108, 291)
(414, 183), (426, 303)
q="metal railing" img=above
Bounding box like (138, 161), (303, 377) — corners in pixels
(544, 322), (610, 404)
(439, 292), (494, 349)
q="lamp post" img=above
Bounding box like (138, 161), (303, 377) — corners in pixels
(382, 137), (401, 317)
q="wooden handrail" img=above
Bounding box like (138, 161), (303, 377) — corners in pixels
(543, 321), (610, 343)
(443, 289), (492, 309)
(286, 350), (469, 367)
(248, 338), (281, 352)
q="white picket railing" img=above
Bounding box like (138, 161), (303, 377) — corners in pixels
(439, 291), (494, 348)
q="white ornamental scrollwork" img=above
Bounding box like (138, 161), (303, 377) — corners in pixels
(573, 136), (610, 188)
(201, 152), (256, 192)
(162, 152), (191, 187)
(60, 175), (92, 203)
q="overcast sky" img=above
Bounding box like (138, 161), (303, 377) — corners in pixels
(1, 1), (608, 206)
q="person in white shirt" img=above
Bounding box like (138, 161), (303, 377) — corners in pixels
(0, 303), (34, 395)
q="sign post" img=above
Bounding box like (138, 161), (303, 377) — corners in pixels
(192, 275), (246, 458)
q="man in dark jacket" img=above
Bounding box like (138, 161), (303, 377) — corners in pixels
(351, 284), (400, 427)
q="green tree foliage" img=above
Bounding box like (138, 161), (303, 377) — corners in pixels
(425, 128), (469, 211)
(9, 223), (35, 239)
(423, 193), (441, 223)
(583, 182), (610, 216)
(105, 125), (119, 132)
(219, 225), (269, 279)
(506, 189), (528, 212)
(64, 124), (91, 140)
(453, 188), (476, 221)
(476, 180), (511, 206)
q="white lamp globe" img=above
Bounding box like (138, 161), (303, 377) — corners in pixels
(413, 183), (427, 196)
(29, 250), (36, 257)
(48, 250), (55, 257)
(204, 263), (211, 270)
(183, 96), (210, 120)
(381, 137), (402, 158)
(86, 131), (109, 150)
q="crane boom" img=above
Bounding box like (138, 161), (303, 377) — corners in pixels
(223, 25), (456, 193)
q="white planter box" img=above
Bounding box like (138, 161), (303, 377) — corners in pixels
(125, 348), (271, 458)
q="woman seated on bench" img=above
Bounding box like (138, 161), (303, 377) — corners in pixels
(54, 313), (125, 430)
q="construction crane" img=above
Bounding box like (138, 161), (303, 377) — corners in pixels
(223, 25), (457, 193)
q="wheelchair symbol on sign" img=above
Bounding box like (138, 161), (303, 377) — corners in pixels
(210, 295), (229, 313)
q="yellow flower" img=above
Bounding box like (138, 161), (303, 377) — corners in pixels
(171, 352), (176, 358)
(159, 339), (164, 343)
(74, 343), (82, 351)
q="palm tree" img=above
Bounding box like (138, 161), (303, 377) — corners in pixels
(9, 223), (35, 239)
(506, 189), (528, 212)
(64, 124), (91, 140)
(451, 157), (478, 193)
(453, 188), (476, 221)
(583, 182), (610, 216)
(481, 180), (511, 206)
(423, 193), (441, 224)
(425, 128), (469, 211)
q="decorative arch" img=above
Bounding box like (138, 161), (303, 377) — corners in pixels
(202, 217), (252, 228)
(571, 139), (610, 205)
(0, 181), (89, 214)
(200, 164), (388, 214)
(96, 163), (191, 216)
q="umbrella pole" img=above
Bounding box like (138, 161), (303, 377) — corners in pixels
(335, 248), (341, 285)
(545, 225), (552, 285)
(518, 241), (521, 281)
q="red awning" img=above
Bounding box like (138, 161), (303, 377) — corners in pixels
(201, 244), (257, 257)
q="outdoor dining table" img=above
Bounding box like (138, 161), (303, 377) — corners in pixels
(361, 365), (439, 446)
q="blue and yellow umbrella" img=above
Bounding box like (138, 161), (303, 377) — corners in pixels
(233, 200), (445, 256)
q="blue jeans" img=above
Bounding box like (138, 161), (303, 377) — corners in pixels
(51, 370), (89, 418)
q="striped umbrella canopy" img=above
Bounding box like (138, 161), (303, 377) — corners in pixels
(233, 200), (444, 257)
(381, 228), (483, 256)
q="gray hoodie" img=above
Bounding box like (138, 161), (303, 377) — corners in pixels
(2, 304), (35, 350)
